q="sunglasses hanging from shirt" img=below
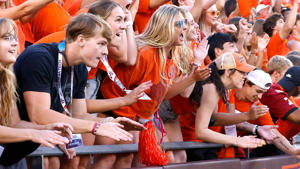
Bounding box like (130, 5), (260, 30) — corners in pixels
(100, 55), (151, 100)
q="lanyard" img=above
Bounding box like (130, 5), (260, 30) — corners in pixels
(100, 55), (126, 91)
(57, 41), (74, 117)
(100, 55), (150, 100)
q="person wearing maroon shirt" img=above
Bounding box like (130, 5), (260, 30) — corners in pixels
(260, 66), (300, 139)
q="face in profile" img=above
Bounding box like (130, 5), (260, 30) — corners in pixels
(80, 31), (108, 68)
(230, 70), (247, 89)
(186, 12), (198, 41)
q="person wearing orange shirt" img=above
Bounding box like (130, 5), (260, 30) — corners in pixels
(30, 2), (71, 42)
(192, 52), (266, 150)
(234, 69), (300, 157)
(263, 0), (299, 59)
(170, 54), (268, 161)
(134, 0), (170, 33)
(0, 0), (56, 51)
(101, 5), (211, 168)
(158, 9), (208, 164)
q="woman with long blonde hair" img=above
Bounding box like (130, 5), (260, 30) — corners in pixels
(0, 18), (72, 167)
(101, 4), (210, 168)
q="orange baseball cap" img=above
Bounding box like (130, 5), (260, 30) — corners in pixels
(215, 52), (256, 73)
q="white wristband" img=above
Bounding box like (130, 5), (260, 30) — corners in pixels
(252, 125), (258, 135)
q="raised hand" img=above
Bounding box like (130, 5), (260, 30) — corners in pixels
(247, 100), (269, 120)
(236, 136), (266, 148)
(239, 19), (250, 35)
(110, 117), (146, 131)
(223, 24), (237, 33)
(257, 34), (270, 51)
(95, 122), (133, 141)
(193, 38), (209, 66)
(250, 32), (258, 53)
(123, 80), (152, 105)
(45, 122), (73, 141)
(257, 125), (279, 142)
(30, 129), (69, 148)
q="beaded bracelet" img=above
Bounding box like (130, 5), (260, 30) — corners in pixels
(92, 122), (102, 135)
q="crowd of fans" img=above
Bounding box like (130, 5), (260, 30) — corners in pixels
(1, 0), (300, 168)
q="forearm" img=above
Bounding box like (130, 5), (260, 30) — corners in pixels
(236, 34), (246, 53)
(191, 0), (203, 22)
(255, 50), (264, 68)
(274, 0), (282, 13)
(236, 122), (255, 133)
(0, 126), (35, 143)
(281, 2), (298, 39)
(216, 0), (225, 11)
(86, 97), (127, 113)
(272, 129), (297, 155)
(0, 0), (53, 20)
(180, 82), (196, 98)
(11, 120), (46, 130)
(196, 128), (237, 145)
(149, 0), (169, 9)
(30, 109), (94, 134)
(165, 75), (196, 99)
(125, 26), (138, 66)
(286, 3), (298, 28)
(213, 112), (249, 126)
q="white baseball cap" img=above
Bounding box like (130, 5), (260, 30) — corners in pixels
(256, 4), (269, 13)
(247, 69), (272, 90)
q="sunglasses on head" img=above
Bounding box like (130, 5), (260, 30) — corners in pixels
(264, 83), (272, 88)
(175, 19), (188, 28)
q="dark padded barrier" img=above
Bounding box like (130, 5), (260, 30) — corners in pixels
(163, 158), (241, 169)
(241, 155), (299, 169)
(130, 167), (163, 169)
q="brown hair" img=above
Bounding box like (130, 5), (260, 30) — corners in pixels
(0, 18), (18, 126)
(88, 0), (121, 20)
(65, 13), (112, 43)
(263, 13), (283, 37)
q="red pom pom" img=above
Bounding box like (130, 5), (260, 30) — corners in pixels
(138, 121), (168, 166)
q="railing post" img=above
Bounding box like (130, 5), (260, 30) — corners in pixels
(31, 155), (44, 169)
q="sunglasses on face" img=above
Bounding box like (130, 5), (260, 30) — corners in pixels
(208, 11), (220, 16)
(175, 19), (188, 28)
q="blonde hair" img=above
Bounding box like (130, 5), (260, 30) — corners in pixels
(267, 55), (293, 74)
(136, 5), (184, 79)
(0, 18), (18, 126)
(66, 13), (112, 43)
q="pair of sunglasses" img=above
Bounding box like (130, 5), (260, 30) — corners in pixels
(175, 19), (188, 28)
(208, 11), (220, 16)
